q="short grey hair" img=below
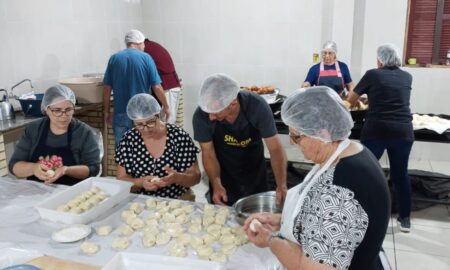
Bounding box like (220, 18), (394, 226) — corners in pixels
(377, 44), (401, 67)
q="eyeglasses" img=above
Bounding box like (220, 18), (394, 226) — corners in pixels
(49, 107), (75, 117)
(134, 117), (158, 130)
(289, 132), (306, 144)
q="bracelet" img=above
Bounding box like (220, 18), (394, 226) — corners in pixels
(268, 232), (284, 246)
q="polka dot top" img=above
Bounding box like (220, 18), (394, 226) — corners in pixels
(115, 124), (199, 199)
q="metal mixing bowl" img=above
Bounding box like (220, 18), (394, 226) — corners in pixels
(233, 191), (283, 225)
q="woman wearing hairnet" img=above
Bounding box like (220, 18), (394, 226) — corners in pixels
(347, 44), (414, 233)
(303, 41), (354, 96)
(9, 85), (101, 185)
(115, 93), (200, 199)
(244, 87), (390, 270)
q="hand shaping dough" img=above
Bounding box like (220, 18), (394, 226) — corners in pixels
(112, 237), (130, 250)
(96, 225), (113, 236)
(80, 241), (99, 254)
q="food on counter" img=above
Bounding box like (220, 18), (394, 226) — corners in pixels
(203, 203), (215, 214)
(168, 242), (187, 257)
(146, 218), (159, 227)
(175, 214), (188, 224)
(196, 245), (214, 259)
(249, 218), (262, 232)
(182, 204), (195, 214)
(112, 237), (130, 250)
(80, 241), (99, 254)
(130, 217), (145, 230)
(163, 212), (176, 223)
(412, 113), (450, 127)
(202, 215), (215, 226)
(169, 200), (182, 209)
(129, 202), (143, 214)
(143, 225), (159, 236)
(202, 234), (215, 245)
(55, 186), (107, 214)
(142, 234), (156, 247)
(209, 252), (227, 263)
(165, 223), (184, 237)
(96, 225), (113, 236)
(188, 223), (202, 234)
(241, 85), (276, 94)
(121, 210), (137, 221)
(156, 200), (168, 210)
(156, 232), (171, 245)
(119, 224), (134, 236)
(221, 243), (237, 256)
(190, 236), (204, 249)
(176, 233), (192, 245)
(145, 198), (157, 208)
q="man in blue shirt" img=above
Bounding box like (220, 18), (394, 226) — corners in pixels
(103, 29), (170, 145)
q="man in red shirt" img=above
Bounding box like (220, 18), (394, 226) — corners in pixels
(144, 39), (183, 126)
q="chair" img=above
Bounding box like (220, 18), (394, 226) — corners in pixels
(91, 128), (104, 177)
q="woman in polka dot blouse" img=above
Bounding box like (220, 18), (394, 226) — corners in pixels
(115, 93), (201, 199)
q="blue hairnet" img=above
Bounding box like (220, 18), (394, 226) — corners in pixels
(377, 43), (401, 67)
(41, 84), (76, 114)
(198, 73), (239, 113)
(281, 86), (353, 142)
(126, 93), (161, 120)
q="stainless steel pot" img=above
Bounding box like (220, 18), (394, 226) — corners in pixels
(233, 191), (283, 225)
(0, 89), (15, 120)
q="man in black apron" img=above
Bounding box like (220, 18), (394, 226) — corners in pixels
(193, 74), (287, 206)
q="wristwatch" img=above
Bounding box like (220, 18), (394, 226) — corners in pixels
(268, 231), (285, 246)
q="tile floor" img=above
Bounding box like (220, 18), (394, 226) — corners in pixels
(191, 158), (450, 270)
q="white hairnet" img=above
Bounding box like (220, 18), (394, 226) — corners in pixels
(377, 43), (401, 67)
(322, 41), (337, 53)
(198, 73), (240, 113)
(41, 84), (76, 114)
(124, 29), (145, 44)
(126, 93), (161, 120)
(281, 86), (353, 142)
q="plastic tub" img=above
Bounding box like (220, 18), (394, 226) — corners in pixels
(18, 93), (44, 117)
(59, 77), (103, 104)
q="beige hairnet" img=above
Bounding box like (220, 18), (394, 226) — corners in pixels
(126, 93), (161, 120)
(377, 43), (401, 67)
(198, 73), (240, 113)
(41, 84), (76, 114)
(125, 29), (145, 44)
(281, 86), (353, 142)
(322, 41), (337, 53)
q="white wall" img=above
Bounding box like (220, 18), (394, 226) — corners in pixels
(0, 0), (144, 97)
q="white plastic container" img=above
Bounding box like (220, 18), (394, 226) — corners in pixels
(59, 77), (103, 104)
(102, 252), (225, 270)
(35, 177), (132, 225)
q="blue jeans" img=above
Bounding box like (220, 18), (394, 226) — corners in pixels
(362, 139), (413, 218)
(113, 113), (133, 146)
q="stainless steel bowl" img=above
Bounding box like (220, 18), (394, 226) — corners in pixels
(233, 191), (283, 225)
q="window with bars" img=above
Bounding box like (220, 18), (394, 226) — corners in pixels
(405, 0), (450, 65)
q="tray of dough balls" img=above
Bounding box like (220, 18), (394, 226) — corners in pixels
(79, 197), (273, 269)
(35, 177), (133, 225)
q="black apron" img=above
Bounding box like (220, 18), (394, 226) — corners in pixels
(211, 112), (268, 206)
(28, 118), (79, 186)
(317, 61), (345, 95)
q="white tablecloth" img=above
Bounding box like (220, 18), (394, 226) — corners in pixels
(0, 177), (279, 269)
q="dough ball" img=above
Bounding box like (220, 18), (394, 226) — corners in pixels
(156, 232), (171, 245)
(163, 213), (176, 223)
(119, 224), (134, 236)
(188, 223), (202, 234)
(171, 208), (184, 217)
(190, 236), (204, 249)
(112, 237), (130, 250)
(156, 201), (168, 210)
(220, 227), (232, 236)
(215, 214), (227, 225)
(206, 224), (221, 234)
(145, 198), (157, 208)
(142, 234), (156, 247)
(249, 218), (262, 232)
(202, 234), (216, 245)
(182, 204), (195, 214)
(129, 202), (143, 214)
(176, 233), (192, 246)
(209, 229), (221, 240)
(159, 206), (170, 214)
(191, 217), (202, 225)
(168, 243), (187, 257)
(67, 199), (79, 208)
(203, 204), (215, 213)
(234, 233), (248, 246)
(221, 244), (237, 256)
(147, 211), (162, 220)
(130, 217), (145, 230)
(56, 204), (70, 212)
(175, 214), (187, 224)
(143, 226), (159, 236)
(79, 201), (93, 212)
(196, 245), (213, 259)
(96, 225), (113, 236)
(217, 207), (230, 217)
(165, 222), (183, 237)
(203, 215), (215, 226)
(232, 226), (245, 235)
(146, 218), (159, 227)
(209, 252), (227, 263)
(90, 186), (101, 194)
(121, 210), (137, 221)
(80, 241), (99, 254)
(87, 196), (101, 205)
(219, 234), (236, 245)
(168, 200), (182, 209)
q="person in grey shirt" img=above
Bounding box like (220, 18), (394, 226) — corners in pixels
(9, 85), (100, 186)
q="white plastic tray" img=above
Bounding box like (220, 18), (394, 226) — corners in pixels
(102, 252), (225, 270)
(35, 177), (132, 225)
